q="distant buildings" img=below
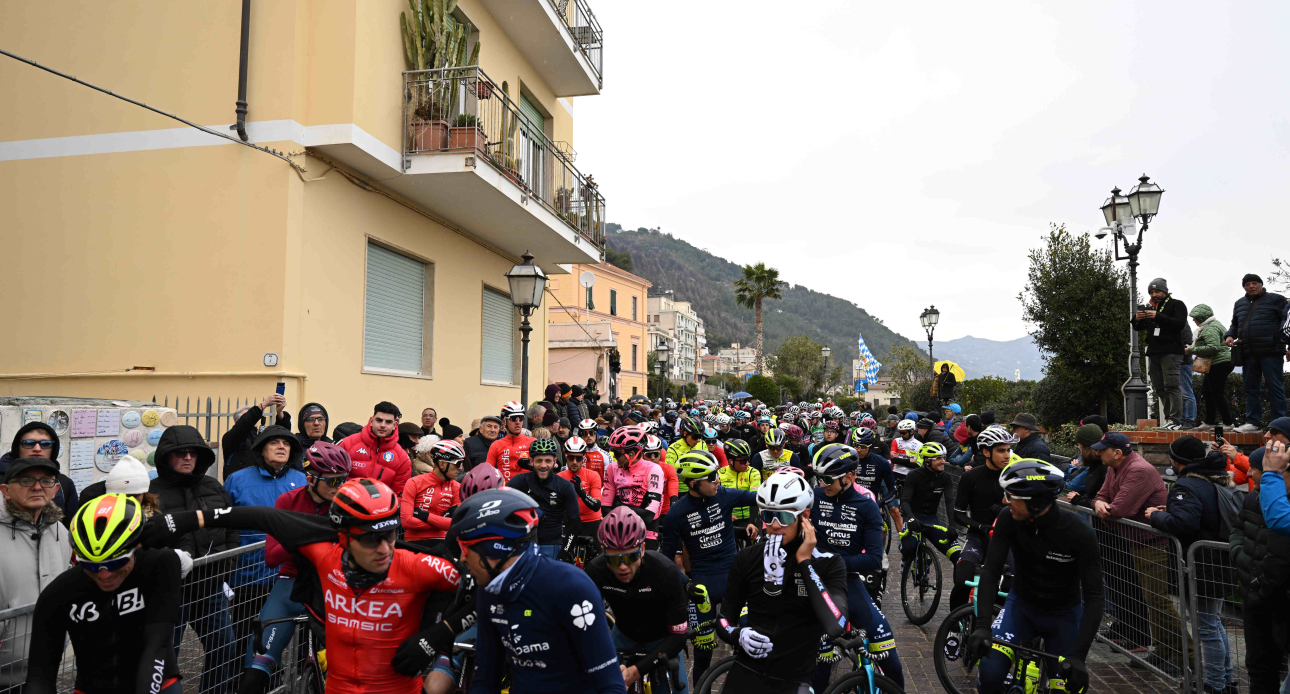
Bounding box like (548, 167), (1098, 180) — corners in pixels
(647, 291), (705, 383)
(547, 262), (652, 399)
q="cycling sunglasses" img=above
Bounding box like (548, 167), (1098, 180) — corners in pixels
(760, 510), (800, 526)
(605, 548), (643, 567)
(19, 439), (55, 450)
(308, 473), (349, 488)
(817, 474), (841, 486)
(352, 530), (397, 549)
(79, 548), (136, 574)
(643, 451), (662, 459)
(565, 454), (585, 463)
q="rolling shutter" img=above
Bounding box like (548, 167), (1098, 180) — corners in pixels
(481, 287), (515, 384)
(364, 243), (425, 373)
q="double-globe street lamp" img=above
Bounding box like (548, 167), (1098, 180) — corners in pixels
(920, 306), (940, 372)
(506, 251), (548, 408)
(654, 341), (670, 400)
(1096, 175), (1165, 424)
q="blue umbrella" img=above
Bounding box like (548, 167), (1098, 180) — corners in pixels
(730, 391), (752, 399)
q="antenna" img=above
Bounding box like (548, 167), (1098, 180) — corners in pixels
(579, 271), (596, 288)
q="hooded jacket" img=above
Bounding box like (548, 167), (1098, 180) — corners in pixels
(221, 403), (295, 479)
(0, 499), (71, 687)
(338, 422), (412, 494)
(1225, 289), (1289, 359)
(1131, 294), (1189, 356)
(0, 422), (79, 527)
(1188, 304), (1232, 366)
(294, 402), (332, 454)
(224, 426), (307, 586)
(149, 425), (240, 569)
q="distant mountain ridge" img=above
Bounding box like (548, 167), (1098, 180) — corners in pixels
(606, 225), (925, 367)
(915, 335), (1044, 381)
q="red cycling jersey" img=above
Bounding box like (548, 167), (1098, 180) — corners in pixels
(400, 472), (460, 541)
(584, 447), (612, 481)
(558, 466), (604, 522)
(485, 433), (534, 484)
(657, 461), (679, 518)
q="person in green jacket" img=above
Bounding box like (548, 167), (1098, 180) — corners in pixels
(1188, 304), (1235, 429)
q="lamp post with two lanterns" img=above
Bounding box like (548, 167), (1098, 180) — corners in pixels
(505, 251), (548, 408)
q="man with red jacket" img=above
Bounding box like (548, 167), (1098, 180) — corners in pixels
(401, 440), (464, 550)
(338, 402), (411, 494)
(485, 401), (534, 484)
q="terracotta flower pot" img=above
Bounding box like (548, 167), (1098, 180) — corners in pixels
(476, 81), (494, 100)
(411, 120), (449, 152)
(448, 125), (487, 151)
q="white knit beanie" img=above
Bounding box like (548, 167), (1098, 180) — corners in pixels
(105, 456), (151, 495)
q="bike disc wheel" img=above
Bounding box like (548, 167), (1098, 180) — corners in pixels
(823, 669), (905, 694)
(901, 542), (942, 625)
(696, 656), (737, 694)
(933, 602), (1000, 694)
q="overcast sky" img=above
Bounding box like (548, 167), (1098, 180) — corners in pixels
(575, 1), (1290, 344)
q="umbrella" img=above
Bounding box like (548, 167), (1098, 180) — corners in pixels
(730, 391), (752, 399)
(934, 360), (966, 382)
(626, 394), (651, 404)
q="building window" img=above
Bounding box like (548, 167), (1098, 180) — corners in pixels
(481, 286), (516, 385)
(632, 386), (638, 395)
(632, 296), (638, 320)
(632, 344), (638, 371)
(364, 242), (433, 375)
(610, 289), (618, 316)
(586, 286), (594, 310)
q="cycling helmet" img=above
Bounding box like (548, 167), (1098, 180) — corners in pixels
(451, 488), (540, 571)
(597, 435), (611, 450)
(812, 443), (860, 477)
(724, 438), (751, 459)
(703, 414), (717, 425)
(303, 441), (352, 475)
(702, 425), (719, 442)
(916, 441), (948, 463)
(896, 419), (917, 433)
(764, 428), (787, 447)
(578, 418), (598, 432)
(679, 418), (704, 439)
(848, 427), (878, 447)
(756, 469), (813, 514)
(459, 463), (504, 500)
(72, 494), (144, 562)
(608, 425), (648, 452)
(977, 425), (1020, 450)
(675, 449), (721, 481)
(664, 411), (679, 422)
(643, 434), (665, 453)
(859, 416), (877, 430)
(688, 409), (700, 417)
(565, 436), (588, 454)
(758, 415), (772, 424)
(430, 439), (467, 464)
(500, 401), (526, 418)
(735, 411), (750, 420)
(330, 478), (400, 534)
(529, 437), (560, 458)
(598, 506), (648, 550)
(823, 421), (840, 432)
(999, 460), (1065, 514)
(785, 424), (805, 442)
(640, 420), (659, 434)
(715, 414), (732, 427)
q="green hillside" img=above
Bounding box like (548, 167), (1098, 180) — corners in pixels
(606, 225), (925, 368)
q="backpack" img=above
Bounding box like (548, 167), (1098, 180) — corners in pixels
(1212, 482), (1246, 540)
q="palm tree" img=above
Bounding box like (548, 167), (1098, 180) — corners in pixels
(733, 263), (786, 375)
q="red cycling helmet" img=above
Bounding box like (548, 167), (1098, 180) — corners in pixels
(303, 441), (352, 476)
(459, 463), (504, 501)
(329, 478), (400, 534)
(598, 506), (647, 550)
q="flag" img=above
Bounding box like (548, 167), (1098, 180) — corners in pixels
(857, 333), (882, 385)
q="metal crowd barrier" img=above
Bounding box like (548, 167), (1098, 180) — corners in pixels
(1185, 541), (1245, 694)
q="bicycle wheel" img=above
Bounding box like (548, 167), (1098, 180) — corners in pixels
(823, 668), (904, 694)
(299, 662), (324, 694)
(933, 602), (1001, 694)
(695, 656), (737, 694)
(901, 541), (942, 625)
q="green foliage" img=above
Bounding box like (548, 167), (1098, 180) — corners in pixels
(976, 380), (1037, 427)
(604, 246), (633, 273)
(960, 376), (1010, 413)
(1031, 375), (1091, 429)
(903, 378), (938, 414)
(1047, 423), (1081, 458)
(884, 345), (931, 405)
(684, 382), (699, 400)
(734, 262), (787, 374)
(402, 0), (481, 121)
(746, 374), (779, 405)
(453, 113), (478, 126)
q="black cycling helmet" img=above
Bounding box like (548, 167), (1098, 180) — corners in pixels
(812, 443), (860, 478)
(724, 438), (751, 459)
(848, 427), (878, 447)
(998, 459), (1065, 515)
(764, 428), (787, 447)
(679, 417), (704, 439)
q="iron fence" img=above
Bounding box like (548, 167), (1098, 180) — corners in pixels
(152, 395), (263, 448)
(1185, 541), (1245, 694)
(402, 66), (606, 249)
(548, 0), (603, 87)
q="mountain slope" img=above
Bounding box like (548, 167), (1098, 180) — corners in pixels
(607, 226), (924, 367)
(915, 335), (1044, 381)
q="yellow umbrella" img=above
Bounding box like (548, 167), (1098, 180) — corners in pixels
(934, 360), (966, 382)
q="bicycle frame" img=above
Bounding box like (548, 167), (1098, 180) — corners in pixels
(832, 633), (883, 694)
(962, 578), (1066, 694)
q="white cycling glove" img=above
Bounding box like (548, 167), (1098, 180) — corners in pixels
(738, 628), (773, 658)
(174, 549), (194, 580)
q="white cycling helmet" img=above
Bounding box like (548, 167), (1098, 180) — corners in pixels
(896, 419), (917, 432)
(716, 414), (732, 426)
(564, 436), (588, 454)
(976, 425), (1020, 450)
(757, 469), (813, 514)
(577, 418), (598, 432)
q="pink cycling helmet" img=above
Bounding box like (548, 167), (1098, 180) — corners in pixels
(607, 425), (647, 452)
(459, 463), (504, 500)
(303, 441), (352, 475)
(598, 506), (647, 550)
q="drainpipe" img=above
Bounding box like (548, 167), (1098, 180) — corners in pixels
(232, 0), (251, 141)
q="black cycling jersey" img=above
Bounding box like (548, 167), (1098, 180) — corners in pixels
(26, 548), (182, 694)
(952, 463), (1005, 537)
(585, 550), (689, 673)
(506, 471), (583, 544)
(899, 464), (954, 519)
(976, 507), (1105, 659)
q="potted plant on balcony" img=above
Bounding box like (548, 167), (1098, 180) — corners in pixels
(503, 154), (524, 186)
(402, 0), (482, 152)
(410, 101), (450, 152)
(555, 186), (573, 214)
(448, 113), (487, 151)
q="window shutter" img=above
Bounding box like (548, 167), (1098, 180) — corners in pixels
(586, 286), (594, 310)
(364, 243), (425, 373)
(610, 289), (617, 316)
(481, 287), (515, 384)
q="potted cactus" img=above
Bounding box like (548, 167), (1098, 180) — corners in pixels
(402, 0), (482, 152)
(410, 101), (449, 151)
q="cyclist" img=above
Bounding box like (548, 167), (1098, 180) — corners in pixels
(603, 426), (665, 549)
(899, 441), (961, 569)
(715, 470), (851, 694)
(666, 418), (708, 494)
(809, 445), (905, 690)
(966, 460), (1102, 694)
(585, 507), (692, 693)
(506, 437), (584, 558)
(889, 418), (921, 462)
(849, 427), (903, 534)
(948, 425), (1017, 611)
(754, 428), (801, 474)
(486, 401), (535, 484)
(401, 439), (465, 551)
(140, 478), (465, 694)
(451, 489), (626, 694)
(701, 425), (730, 468)
(659, 450), (761, 684)
(807, 421), (842, 461)
(26, 494), (183, 694)
(559, 435), (605, 542)
(644, 434), (680, 520)
(717, 438), (761, 540)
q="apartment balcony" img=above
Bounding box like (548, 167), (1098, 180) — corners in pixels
(396, 67), (605, 270)
(478, 0), (603, 96)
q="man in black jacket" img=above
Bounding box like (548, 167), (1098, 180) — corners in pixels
(1226, 274), (1290, 433)
(295, 402), (331, 450)
(1132, 277), (1189, 429)
(150, 425), (240, 694)
(464, 415), (501, 468)
(1009, 413), (1052, 462)
(1230, 439), (1290, 694)
(221, 392), (293, 479)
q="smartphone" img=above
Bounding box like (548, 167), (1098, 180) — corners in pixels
(1215, 425), (1224, 446)
(276, 382), (286, 396)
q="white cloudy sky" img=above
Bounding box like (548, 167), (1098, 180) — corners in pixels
(575, 1), (1290, 343)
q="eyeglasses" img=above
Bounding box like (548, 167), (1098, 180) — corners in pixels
(10, 477), (58, 489)
(18, 440), (54, 450)
(853, 444), (870, 452)
(507, 415), (526, 422)
(352, 530), (397, 549)
(604, 548), (643, 567)
(309, 474), (348, 488)
(78, 548), (136, 573)
(760, 510), (800, 526)
(817, 474), (840, 486)
(565, 454), (585, 463)
(643, 451), (662, 460)
(304, 416), (327, 424)
(171, 449), (200, 460)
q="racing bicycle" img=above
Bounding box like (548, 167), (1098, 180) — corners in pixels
(899, 526), (943, 625)
(252, 614), (325, 694)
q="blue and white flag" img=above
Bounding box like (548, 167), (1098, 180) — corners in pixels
(857, 333), (882, 384)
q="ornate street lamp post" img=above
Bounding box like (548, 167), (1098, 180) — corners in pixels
(506, 251), (548, 408)
(920, 306), (940, 372)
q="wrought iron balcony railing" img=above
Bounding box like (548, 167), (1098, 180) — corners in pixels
(548, 0), (603, 88)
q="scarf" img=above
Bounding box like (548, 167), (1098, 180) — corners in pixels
(341, 550), (390, 593)
(763, 533), (787, 593)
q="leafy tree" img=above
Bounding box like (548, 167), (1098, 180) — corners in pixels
(960, 376), (1010, 414)
(733, 263), (786, 375)
(775, 373), (806, 402)
(771, 335), (846, 399)
(604, 246), (633, 273)
(684, 382), (699, 400)
(746, 374), (779, 405)
(884, 345), (931, 405)
(1018, 224), (1130, 421)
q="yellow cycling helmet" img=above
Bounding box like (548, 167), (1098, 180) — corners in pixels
(676, 449), (721, 480)
(916, 441), (948, 464)
(72, 494), (145, 562)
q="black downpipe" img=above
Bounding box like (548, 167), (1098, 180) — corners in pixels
(233, 0), (251, 141)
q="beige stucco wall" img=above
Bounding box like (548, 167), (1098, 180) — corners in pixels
(546, 263), (650, 400)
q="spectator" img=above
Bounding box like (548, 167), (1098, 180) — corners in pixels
(337, 401), (411, 494)
(397, 422), (423, 464)
(571, 384), (590, 422)
(1245, 418), (1290, 492)
(0, 457), (72, 694)
(1009, 413), (1051, 462)
(941, 403), (963, 436)
(933, 363), (958, 405)
(1131, 278), (1189, 429)
(1180, 320), (1199, 428)
(585, 377), (601, 404)
(464, 415), (502, 468)
(1226, 274), (1289, 433)
(295, 402), (331, 450)
(915, 417), (952, 448)
(560, 384), (581, 425)
(330, 421), (362, 441)
(538, 384), (561, 419)
(0, 423), (78, 527)
(439, 419), (464, 445)
(1189, 304), (1236, 431)
(222, 392), (292, 479)
(1257, 427), (1290, 537)
(420, 407), (439, 437)
(1092, 432), (1189, 671)
(948, 414), (980, 467)
(150, 425), (239, 694)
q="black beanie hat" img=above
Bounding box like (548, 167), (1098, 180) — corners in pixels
(1168, 435), (1209, 466)
(439, 418), (463, 440)
(1243, 273), (1263, 286)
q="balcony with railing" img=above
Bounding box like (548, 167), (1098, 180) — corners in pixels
(547, 0), (603, 88)
(400, 66), (604, 258)
(477, 0), (603, 96)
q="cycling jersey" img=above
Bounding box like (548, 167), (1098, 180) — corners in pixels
(900, 464), (954, 519)
(665, 439), (707, 494)
(400, 472), (460, 541)
(753, 448), (801, 474)
(507, 471), (583, 545)
(658, 487), (758, 600)
(583, 446), (612, 481)
(602, 460), (664, 538)
(717, 465), (762, 520)
(890, 435), (921, 460)
(473, 546), (625, 694)
(26, 548), (182, 694)
(485, 433), (535, 484)
(952, 463), (1005, 538)
(853, 450), (898, 505)
(558, 467), (604, 522)
(584, 551), (689, 674)
(266, 485), (330, 577)
(657, 461), (679, 519)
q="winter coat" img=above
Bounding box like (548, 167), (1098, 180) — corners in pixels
(149, 425), (240, 579)
(1226, 290), (1289, 359)
(933, 372), (957, 400)
(1131, 295), (1189, 356)
(337, 423), (412, 494)
(464, 433), (495, 468)
(1069, 457), (1109, 508)
(0, 500), (71, 687)
(224, 427), (307, 587)
(221, 404), (295, 479)
(2, 422), (80, 528)
(1012, 432), (1052, 462)
(1188, 305), (1232, 366)
(1149, 454), (1236, 597)
(1230, 485), (1290, 603)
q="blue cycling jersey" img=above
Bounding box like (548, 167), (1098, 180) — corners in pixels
(811, 486), (884, 574)
(659, 487), (758, 598)
(472, 546), (625, 694)
(854, 452), (897, 504)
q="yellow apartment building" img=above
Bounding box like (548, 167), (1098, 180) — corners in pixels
(547, 263), (652, 400)
(0, 0), (607, 432)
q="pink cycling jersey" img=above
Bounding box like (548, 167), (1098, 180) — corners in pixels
(601, 459), (665, 539)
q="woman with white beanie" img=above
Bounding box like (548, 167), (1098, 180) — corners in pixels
(79, 457), (192, 578)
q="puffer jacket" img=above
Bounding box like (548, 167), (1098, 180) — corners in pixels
(1230, 485), (1290, 603)
(1189, 305), (1232, 366)
(221, 403), (295, 479)
(0, 500), (71, 687)
(223, 426), (307, 587)
(1013, 432), (1052, 462)
(1149, 453), (1236, 597)
(149, 425), (240, 579)
(1225, 290), (1289, 358)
